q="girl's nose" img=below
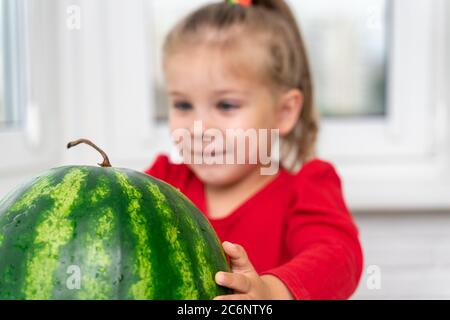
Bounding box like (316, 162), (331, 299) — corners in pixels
(189, 108), (217, 133)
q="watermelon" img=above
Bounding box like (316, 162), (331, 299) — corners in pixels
(0, 139), (231, 300)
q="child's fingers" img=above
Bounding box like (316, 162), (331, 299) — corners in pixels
(215, 271), (251, 293)
(222, 241), (255, 272)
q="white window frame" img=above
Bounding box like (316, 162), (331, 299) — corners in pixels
(0, 0), (60, 176)
(319, 0), (440, 159)
(318, 0), (450, 211)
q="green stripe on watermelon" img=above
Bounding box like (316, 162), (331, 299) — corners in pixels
(115, 171), (155, 300)
(77, 171), (115, 299)
(0, 172), (54, 224)
(24, 168), (88, 299)
(157, 181), (232, 298)
(78, 206), (115, 299)
(54, 167), (137, 300)
(0, 168), (70, 299)
(52, 168), (119, 300)
(8, 173), (55, 214)
(146, 182), (199, 299)
(153, 181), (213, 297)
(127, 171), (188, 299)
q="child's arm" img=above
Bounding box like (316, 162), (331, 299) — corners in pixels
(214, 161), (363, 300)
(214, 214), (362, 300)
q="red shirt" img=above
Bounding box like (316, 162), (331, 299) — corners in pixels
(144, 155), (363, 300)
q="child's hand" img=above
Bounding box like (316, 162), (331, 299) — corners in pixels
(214, 241), (293, 300)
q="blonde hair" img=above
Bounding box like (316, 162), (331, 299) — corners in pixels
(163, 0), (320, 172)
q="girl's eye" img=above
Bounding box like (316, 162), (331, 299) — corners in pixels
(173, 101), (193, 111)
(217, 101), (240, 112)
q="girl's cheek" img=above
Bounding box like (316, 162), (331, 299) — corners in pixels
(169, 114), (190, 131)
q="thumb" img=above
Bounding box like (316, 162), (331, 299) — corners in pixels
(223, 241), (256, 273)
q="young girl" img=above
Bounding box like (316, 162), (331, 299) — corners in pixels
(145, 0), (363, 300)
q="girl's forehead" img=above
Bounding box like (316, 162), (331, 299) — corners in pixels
(164, 42), (269, 89)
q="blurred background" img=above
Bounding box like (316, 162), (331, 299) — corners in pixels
(0, 0), (449, 299)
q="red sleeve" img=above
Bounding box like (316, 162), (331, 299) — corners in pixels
(144, 154), (171, 181)
(261, 160), (363, 300)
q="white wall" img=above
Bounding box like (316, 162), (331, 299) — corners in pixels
(353, 211), (450, 299)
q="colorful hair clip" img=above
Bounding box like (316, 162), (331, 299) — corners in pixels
(227, 0), (252, 7)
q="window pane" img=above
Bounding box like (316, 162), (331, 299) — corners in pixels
(0, 0), (6, 126)
(290, 0), (389, 117)
(0, 0), (24, 128)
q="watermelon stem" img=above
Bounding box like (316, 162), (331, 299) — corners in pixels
(67, 138), (112, 168)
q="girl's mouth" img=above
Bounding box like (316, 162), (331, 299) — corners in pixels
(182, 148), (231, 160)
(192, 150), (228, 157)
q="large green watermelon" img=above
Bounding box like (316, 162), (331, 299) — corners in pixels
(0, 139), (231, 300)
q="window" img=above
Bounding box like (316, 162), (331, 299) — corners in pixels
(0, 0), (59, 175)
(0, 1), (4, 126)
(292, 0), (389, 117)
(0, 0), (27, 129)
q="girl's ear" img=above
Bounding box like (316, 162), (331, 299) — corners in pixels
(276, 89), (304, 137)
